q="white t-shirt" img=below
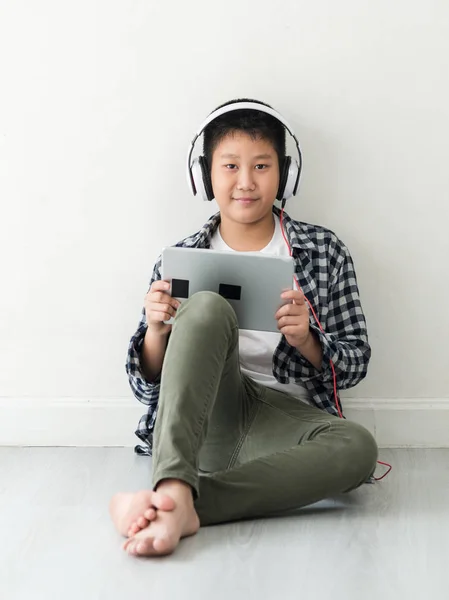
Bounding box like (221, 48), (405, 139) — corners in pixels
(210, 214), (313, 406)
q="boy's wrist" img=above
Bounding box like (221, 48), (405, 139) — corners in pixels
(295, 329), (323, 371)
(146, 324), (171, 339)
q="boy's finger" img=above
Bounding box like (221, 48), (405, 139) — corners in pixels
(282, 290), (305, 303)
(275, 300), (307, 319)
(151, 280), (170, 292)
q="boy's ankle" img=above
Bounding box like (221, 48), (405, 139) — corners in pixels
(156, 478), (194, 498)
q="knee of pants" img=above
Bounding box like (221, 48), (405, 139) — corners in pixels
(336, 420), (379, 482)
(180, 291), (238, 328)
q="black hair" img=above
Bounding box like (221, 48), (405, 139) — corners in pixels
(203, 98), (286, 170)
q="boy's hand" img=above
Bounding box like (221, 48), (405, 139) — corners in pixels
(275, 290), (311, 350)
(144, 280), (180, 336)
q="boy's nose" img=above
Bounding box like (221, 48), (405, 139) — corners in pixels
(236, 168), (256, 190)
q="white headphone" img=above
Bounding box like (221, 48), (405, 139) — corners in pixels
(186, 101), (302, 203)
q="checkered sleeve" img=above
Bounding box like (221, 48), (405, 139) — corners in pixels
(125, 256), (163, 406)
(293, 246), (371, 390)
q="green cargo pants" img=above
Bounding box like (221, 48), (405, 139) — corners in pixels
(152, 291), (378, 526)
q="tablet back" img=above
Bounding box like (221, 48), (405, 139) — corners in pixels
(161, 246), (294, 332)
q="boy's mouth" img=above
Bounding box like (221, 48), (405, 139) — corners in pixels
(234, 197), (258, 204)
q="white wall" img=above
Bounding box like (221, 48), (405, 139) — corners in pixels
(1, 0), (448, 445)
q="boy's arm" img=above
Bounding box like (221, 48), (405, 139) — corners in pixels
(292, 247), (371, 390)
(125, 256), (165, 405)
(140, 327), (170, 383)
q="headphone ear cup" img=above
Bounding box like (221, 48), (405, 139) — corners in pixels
(199, 156), (214, 201)
(277, 156), (300, 202)
(277, 157), (291, 201)
(190, 157), (202, 197)
(283, 157), (299, 200)
(191, 156), (213, 201)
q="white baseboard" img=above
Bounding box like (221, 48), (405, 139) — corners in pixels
(0, 397), (448, 448)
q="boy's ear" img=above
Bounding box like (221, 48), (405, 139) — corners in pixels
(199, 156), (214, 201)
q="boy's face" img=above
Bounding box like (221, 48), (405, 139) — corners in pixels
(210, 131), (280, 225)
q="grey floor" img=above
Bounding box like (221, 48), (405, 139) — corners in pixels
(1, 448), (448, 600)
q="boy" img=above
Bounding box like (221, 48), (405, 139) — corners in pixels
(109, 99), (378, 557)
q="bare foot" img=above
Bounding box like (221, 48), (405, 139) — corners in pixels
(123, 480), (200, 557)
(109, 490), (175, 537)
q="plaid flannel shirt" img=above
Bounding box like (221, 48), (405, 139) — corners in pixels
(126, 205), (371, 456)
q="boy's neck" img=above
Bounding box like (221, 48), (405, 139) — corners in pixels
(218, 212), (275, 252)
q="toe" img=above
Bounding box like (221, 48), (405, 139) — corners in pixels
(125, 539), (140, 556)
(144, 508), (157, 521)
(127, 522), (142, 537)
(152, 492), (176, 511)
(127, 543), (138, 556)
(122, 537), (132, 551)
(135, 537), (157, 556)
(137, 517), (149, 528)
(153, 536), (172, 555)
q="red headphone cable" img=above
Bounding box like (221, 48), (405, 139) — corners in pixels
(279, 207), (392, 482)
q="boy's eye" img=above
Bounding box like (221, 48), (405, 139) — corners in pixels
(224, 164), (269, 170)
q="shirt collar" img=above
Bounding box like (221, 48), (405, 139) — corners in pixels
(272, 205), (317, 252)
(183, 205), (316, 253)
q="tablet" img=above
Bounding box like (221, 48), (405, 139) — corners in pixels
(160, 246), (294, 332)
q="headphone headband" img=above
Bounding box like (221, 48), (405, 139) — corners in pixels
(186, 101), (302, 199)
(194, 102), (297, 139)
